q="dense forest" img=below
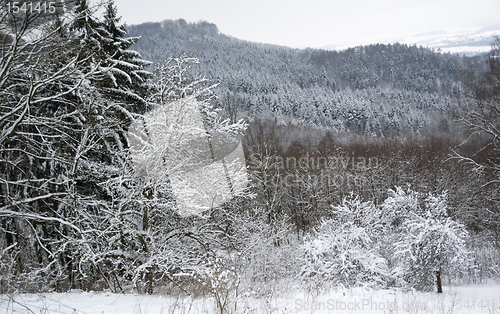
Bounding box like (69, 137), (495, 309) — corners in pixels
(128, 19), (488, 137)
(1, 2), (499, 312)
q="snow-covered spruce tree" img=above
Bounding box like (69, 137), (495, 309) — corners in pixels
(392, 190), (471, 293)
(69, 0), (151, 117)
(299, 195), (389, 290)
(66, 0), (151, 206)
(100, 0), (151, 112)
(50, 2), (155, 292)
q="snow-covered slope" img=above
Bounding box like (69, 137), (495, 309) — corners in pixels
(321, 24), (500, 56)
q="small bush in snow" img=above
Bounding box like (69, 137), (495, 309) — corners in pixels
(299, 196), (389, 290)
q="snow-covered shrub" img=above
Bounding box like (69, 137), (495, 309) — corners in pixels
(467, 234), (500, 283)
(392, 191), (472, 292)
(467, 236), (500, 282)
(380, 186), (423, 229)
(193, 254), (240, 314)
(299, 196), (389, 290)
(233, 206), (302, 297)
(378, 187), (424, 273)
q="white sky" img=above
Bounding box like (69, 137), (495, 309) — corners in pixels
(112, 0), (500, 48)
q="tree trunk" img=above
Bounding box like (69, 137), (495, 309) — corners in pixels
(436, 270), (443, 293)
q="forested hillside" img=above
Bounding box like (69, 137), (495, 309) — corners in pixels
(128, 19), (487, 137)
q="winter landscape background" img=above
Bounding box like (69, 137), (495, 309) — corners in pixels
(0, 0), (499, 313)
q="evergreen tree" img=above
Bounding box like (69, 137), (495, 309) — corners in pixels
(71, 0), (151, 111)
(100, 0), (152, 112)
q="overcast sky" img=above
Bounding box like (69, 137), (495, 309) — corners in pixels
(112, 0), (500, 48)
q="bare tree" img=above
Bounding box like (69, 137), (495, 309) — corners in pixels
(455, 36), (500, 237)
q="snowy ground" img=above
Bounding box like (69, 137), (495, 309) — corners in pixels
(1, 283), (499, 314)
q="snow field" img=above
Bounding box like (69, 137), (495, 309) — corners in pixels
(1, 284), (499, 314)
